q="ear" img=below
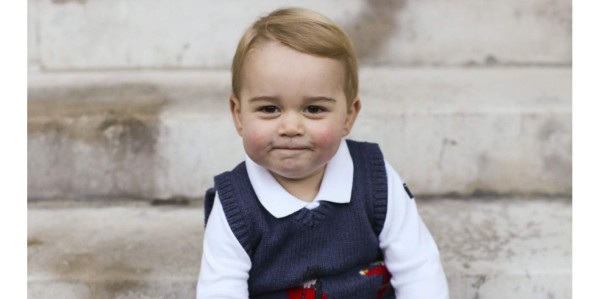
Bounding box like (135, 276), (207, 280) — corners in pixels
(342, 97), (361, 136)
(230, 95), (243, 136)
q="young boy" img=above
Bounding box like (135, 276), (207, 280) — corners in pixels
(197, 7), (449, 299)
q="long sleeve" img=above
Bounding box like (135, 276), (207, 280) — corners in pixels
(379, 161), (449, 299)
(197, 193), (252, 298)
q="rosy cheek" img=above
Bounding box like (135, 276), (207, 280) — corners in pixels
(242, 123), (270, 151)
(311, 125), (341, 150)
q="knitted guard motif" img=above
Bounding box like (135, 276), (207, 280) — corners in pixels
(285, 262), (393, 299)
(359, 262), (393, 298)
(204, 140), (395, 298)
(286, 280), (328, 299)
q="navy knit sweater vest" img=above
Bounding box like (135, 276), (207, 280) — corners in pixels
(204, 140), (395, 299)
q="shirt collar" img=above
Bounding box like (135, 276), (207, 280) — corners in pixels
(245, 140), (354, 218)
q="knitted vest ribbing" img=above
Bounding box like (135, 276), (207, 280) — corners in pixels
(205, 140), (394, 299)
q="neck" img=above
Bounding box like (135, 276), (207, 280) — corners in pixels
(271, 166), (326, 202)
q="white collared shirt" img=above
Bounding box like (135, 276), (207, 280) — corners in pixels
(197, 141), (449, 299)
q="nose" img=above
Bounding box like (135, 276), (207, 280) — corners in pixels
(277, 112), (304, 137)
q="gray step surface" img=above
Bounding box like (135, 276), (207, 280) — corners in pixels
(28, 197), (571, 299)
(28, 68), (572, 200)
(28, 0), (571, 70)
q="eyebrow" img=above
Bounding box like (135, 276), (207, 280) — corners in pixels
(304, 96), (337, 103)
(247, 95), (337, 103)
(248, 96), (279, 103)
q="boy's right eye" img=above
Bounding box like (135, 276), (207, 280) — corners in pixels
(258, 105), (279, 113)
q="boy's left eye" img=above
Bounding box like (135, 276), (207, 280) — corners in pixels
(305, 105), (325, 114)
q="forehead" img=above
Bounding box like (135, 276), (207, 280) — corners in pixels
(240, 41), (346, 99)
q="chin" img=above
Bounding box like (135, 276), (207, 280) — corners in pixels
(270, 166), (317, 181)
(272, 170), (307, 180)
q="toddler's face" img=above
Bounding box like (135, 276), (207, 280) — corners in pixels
(231, 41), (360, 181)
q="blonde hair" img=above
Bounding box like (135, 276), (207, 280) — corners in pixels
(231, 7), (359, 104)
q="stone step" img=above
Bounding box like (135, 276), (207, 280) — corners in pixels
(28, 0), (571, 70)
(27, 197), (572, 299)
(28, 68), (571, 200)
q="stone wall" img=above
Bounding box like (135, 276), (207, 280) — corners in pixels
(27, 0), (572, 200)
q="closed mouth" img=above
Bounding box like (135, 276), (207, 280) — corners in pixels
(273, 147), (308, 151)
(271, 146), (311, 152)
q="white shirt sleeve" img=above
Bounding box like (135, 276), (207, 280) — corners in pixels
(379, 161), (449, 299)
(196, 193), (251, 299)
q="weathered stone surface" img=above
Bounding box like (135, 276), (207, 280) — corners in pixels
(28, 0), (570, 70)
(28, 68), (570, 199)
(354, 68), (572, 197)
(420, 198), (572, 298)
(27, 197), (572, 298)
(28, 83), (168, 199)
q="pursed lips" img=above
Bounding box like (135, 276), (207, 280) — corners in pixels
(270, 145), (311, 152)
